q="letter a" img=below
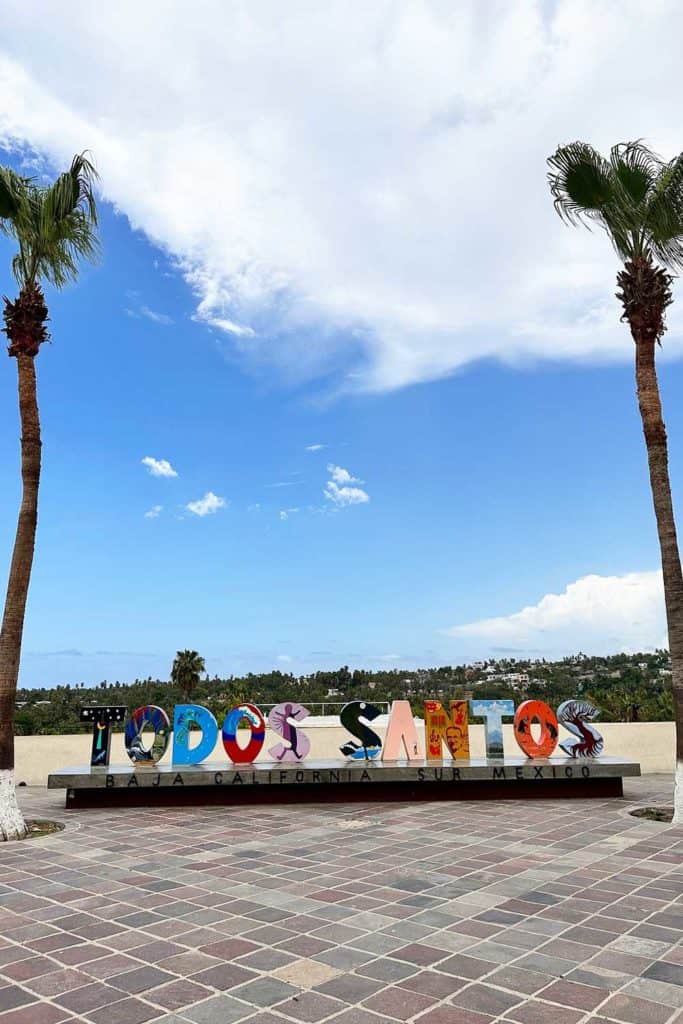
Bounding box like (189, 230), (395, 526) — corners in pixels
(382, 700), (421, 760)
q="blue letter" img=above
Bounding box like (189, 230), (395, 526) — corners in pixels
(470, 699), (514, 759)
(172, 704), (218, 765)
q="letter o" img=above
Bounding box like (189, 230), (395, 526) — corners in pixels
(513, 700), (559, 759)
(125, 705), (170, 765)
(222, 703), (266, 764)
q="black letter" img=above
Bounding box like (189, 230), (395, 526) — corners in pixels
(339, 700), (383, 758)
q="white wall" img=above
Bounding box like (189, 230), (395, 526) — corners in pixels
(14, 720), (675, 786)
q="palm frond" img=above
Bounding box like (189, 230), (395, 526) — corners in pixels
(547, 142), (616, 226)
(0, 152), (100, 289)
(646, 153), (683, 270)
(0, 167), (32, 233)
(548, 140), (683, 270)
(609, 140), (658, 208)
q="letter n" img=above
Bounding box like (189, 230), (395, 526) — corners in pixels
(424, 699), (470, 760)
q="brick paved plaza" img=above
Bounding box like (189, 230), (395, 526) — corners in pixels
(0, 778), (680, 1024)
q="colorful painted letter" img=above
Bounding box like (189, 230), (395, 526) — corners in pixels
(470, 699), (514, 758)
(81, 705), (126, 767)
(424, 700), (470, 760)
(557, 700), (604, 758)
(382, 700), (421, 760)
(124, 705), (171, 765)
(339, 701), (382, 760)
(513, 700), (559, 758)
(222, 703), (266, 764)
(173, 704), (219, 765)
(268, 702), (311, 761)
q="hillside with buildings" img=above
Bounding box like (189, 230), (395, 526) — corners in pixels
(14, 650), (674, 735)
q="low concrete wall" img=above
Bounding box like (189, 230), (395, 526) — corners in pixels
(14, 720), (675, 786)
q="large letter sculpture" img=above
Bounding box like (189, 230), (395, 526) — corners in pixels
(173, 705), (219, 765)
(424, 699), (470, 760)
(557, 700), (604, 758)
(513, 700), (559, 758)
(81, 705), (126, 767)
(268, 702), (311, 761)
(339, 701), (382, 760)
(382, 700), (421, 760)
(222, 703), (266, 764)
(471, 699), (514, 758)
(125, 705), (171, 765)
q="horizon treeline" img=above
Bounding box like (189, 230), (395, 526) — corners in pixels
(14, 650), (674, 736)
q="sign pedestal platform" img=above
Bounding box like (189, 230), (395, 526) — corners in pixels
(48, 756), (640, 808)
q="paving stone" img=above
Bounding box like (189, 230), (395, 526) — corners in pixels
(277, 991), (348, 1021)
(0, 986), (37, 1012)
(503, 1001), (584, 1024)
(272, 957), (341, 988)
(315, 973), (386, 1003)
(86, 996), (161, 1024)
(230, 976), (300, 1006)
(643, 960), (683, 987)
(183, 994), (263, 1023)
(451, 983), (524, 1016)
(598, 993), (674, 1024)
(414, 1006), (494, 1024)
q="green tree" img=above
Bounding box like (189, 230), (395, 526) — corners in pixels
(547, 140), (683, 821)
(171, 650), (206, 703)
(0, 155), (98, 839)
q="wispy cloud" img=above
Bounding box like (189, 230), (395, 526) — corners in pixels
(324, 464), (370, 507)
(141, 456), (178, 478)
(125, 304), (174, 326)
(192, 309), (256, 338)
(279, 508), (299, 521)
(186, 491), (227, 517)
(140, 305), (174, 326)
(144, 504), (163, 519)
(267, 481), (298, 489)
(306, 443), (326, 452)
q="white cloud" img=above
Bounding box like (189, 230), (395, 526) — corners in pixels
(324, 464), (369, 506)
(444, 571), (667, 657)
(306, 443), (326, 452)
(327, 464), (360, 485)
(279, 508), (299, 520)
(324, 481), (370, 507)
(4, 3), (683, 392)
(141, 456), (178, 478)
(140, 305), (174, 326)
(186, 491), (226, 516)
(144, 504), (163, 518)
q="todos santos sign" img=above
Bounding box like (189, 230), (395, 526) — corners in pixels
(81, 696), (605, 769)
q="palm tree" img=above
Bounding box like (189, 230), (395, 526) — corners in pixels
(0, 155), (98, 839)
(171, 650), (206, 703)
(547, 141), (683, 821)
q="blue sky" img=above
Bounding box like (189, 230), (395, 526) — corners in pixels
(0, 1), (681, 685)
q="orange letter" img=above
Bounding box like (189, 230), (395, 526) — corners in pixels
(424, 699), (470, 760)
(513, 700), (559, 759)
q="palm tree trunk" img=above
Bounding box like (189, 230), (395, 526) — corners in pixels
(0, 353), (41, 839)
(633, 334), (683, 822)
